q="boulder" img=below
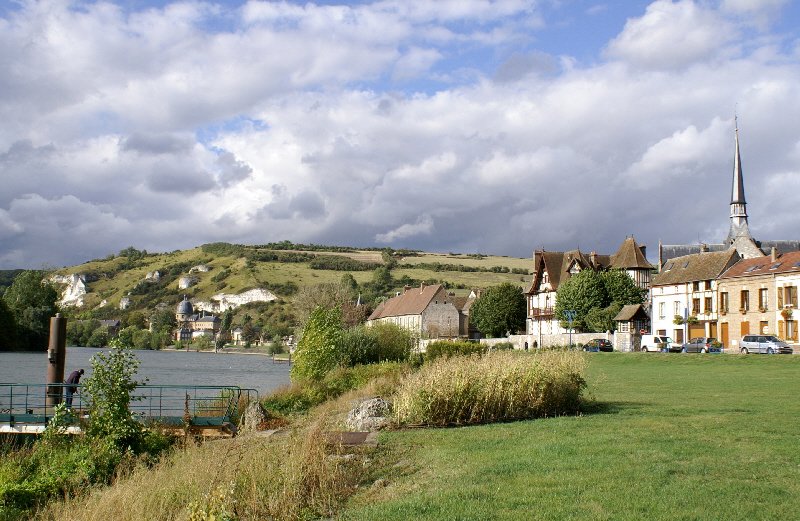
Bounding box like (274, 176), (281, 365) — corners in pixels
(345, 397), (392, 432)
(239, 401), (269, 434)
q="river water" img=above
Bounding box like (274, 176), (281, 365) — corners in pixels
(0, 347), (291, 394)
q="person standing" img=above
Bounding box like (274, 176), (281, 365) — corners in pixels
(64, 368), (84, 408)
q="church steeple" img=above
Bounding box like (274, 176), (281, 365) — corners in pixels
(727, 117), (751, 244)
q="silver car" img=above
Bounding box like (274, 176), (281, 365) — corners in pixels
(739, 335), (793, 354)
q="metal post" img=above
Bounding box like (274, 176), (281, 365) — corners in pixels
(46, 313), (67, 407)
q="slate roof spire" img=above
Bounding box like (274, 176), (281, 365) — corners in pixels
(731, 115), (746, 205)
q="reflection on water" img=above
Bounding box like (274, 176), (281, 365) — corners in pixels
(0, 347), (291, 394)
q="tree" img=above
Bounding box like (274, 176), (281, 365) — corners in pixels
(82, 346), (145, 449)
(555, 269), (646, 332)
(149, 309), (176, 336)
(470, 283), (526, 338)
(292, 282), (355, 330)
(554, 270), (607, 332)
(291, 307), (343, 381)
(0, 298), (18, 351)
(601, 270), (647, 306)
(2, 270), (59, 350)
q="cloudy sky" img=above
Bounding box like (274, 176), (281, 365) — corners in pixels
(2, 0), (800, 268)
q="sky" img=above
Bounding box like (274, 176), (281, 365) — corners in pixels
(2, 0), (800, 269)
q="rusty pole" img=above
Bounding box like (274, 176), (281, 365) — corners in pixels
(46, 313), (67, 407)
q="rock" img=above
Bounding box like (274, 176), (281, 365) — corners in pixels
(345, 397), (392, 432)
(50, 273), (87, 307)
(189, 264), (211, 273)
(145, 271), (161, 282)
(177, 276), (198, 289)
(119, 296), (131, 310)
(239, 402), (268, 434)
(196, 288), (277, 313)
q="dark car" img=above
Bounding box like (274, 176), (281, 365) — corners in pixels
(583, 339), (614, 352)
(679, 337), (722, 353)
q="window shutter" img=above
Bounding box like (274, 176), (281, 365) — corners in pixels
(778, 287), (784, 308)
(793, 287), (798, 308)
(778, 320), (785, 339)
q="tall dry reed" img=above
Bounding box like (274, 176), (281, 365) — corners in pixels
(393, 350), (586, 426)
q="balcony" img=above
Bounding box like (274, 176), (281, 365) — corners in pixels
(530, 307), (554, 318)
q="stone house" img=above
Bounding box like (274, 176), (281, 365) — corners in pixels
(367, 283), (473, 338)
(717, 249), (800, 349)
(525, 236), (653, 339)
(650, 248), (739, 346)
(614, 304), (650, 352)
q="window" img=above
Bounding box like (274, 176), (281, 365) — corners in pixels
(657, 329), (667, 336)
(692, 298), (700, 315)
(705, 280), (712, 290)
(758, 288), (768, 311)
(658, 302), (665, 319)
(674, 329), (684, 343)
(720, 292), (729, 313)
(705, 297), (712, 314)
(692, 281), (700, 292)
(674, 301), (680, 316)
(740, 290), (750, 312)
(788, 286), (799, 308)
(760, 321), (769, 335)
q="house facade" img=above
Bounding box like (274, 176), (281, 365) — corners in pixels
(717, 250), (800, 349)
(525, 237), (653, 339)
(650, 249), (739, 346)
(367, 284), (473, 338)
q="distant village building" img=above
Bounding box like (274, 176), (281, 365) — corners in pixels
(366, 283), (474, 339)
(175, 295), (221, 341)
(525, 236), (653, 338)
(658, 122), (800, 266)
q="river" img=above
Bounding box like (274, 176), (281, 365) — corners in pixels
(0, 347), (291, 394)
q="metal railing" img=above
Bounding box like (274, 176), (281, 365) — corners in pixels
(0, 383), (258, 432)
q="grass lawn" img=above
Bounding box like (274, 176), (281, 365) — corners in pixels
(341, 353), (800, 520)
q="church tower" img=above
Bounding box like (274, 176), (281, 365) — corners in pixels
(726, 119), (751, 243)
(724, 120), (763, 258)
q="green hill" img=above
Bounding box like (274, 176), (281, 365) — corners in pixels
(52, 242), (533, 318)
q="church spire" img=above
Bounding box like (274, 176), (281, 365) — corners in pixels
(731, 116), (746, 205)
(727, 116), (752, 245)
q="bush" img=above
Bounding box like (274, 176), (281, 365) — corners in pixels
(263, 363), (409, 415)
(291, 307), (343, 382)
(425, 340), (486, 361)
(490, 341), (515, 351)
(393, 350), (586, 426)
(338, 323), (413, 367)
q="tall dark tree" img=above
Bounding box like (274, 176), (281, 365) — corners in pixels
(556, 269), (646, 333)
(2, 270), (59, 350)
(0, 298), (18, 351)
(470, 283), (526, 338)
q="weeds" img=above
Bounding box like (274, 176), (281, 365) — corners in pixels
(393, 350), (586, 426)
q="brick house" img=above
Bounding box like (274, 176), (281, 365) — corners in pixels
(717, 249), (800, 349)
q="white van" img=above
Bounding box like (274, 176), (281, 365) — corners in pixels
(641, 335), (673, 352)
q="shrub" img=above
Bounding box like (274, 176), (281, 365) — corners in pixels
(393, 350), (586, 426)
(338, 323), (413, 367)
(291, 307), (343, 382)
(366, 322), (414, 363)
(425, 340), (486, 361)
(490, 341), (515, 351)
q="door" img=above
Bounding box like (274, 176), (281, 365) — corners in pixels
(720, 323), (729, 349)
(689, 323), (705, 339)
(741, 321), (750, 336)
(709, 322), (717, 338)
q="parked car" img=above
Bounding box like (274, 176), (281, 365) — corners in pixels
(641, 335), (673, 352)
(739, 335), (793, 354)
(679, 337), (722, 353)
(583, 339), (614, 352)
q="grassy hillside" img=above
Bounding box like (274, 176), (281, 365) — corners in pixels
(52, 243), (532, 316)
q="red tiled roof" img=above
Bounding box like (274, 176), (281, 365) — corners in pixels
(368, 284), (448, 320)
(719, 250), (800, 279)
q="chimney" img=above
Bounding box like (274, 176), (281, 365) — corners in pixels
(420, 282), (425, 293)
(700, 243), (708, 253)
(771, 247), (778, 262)
(590, 251), (597, 266)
